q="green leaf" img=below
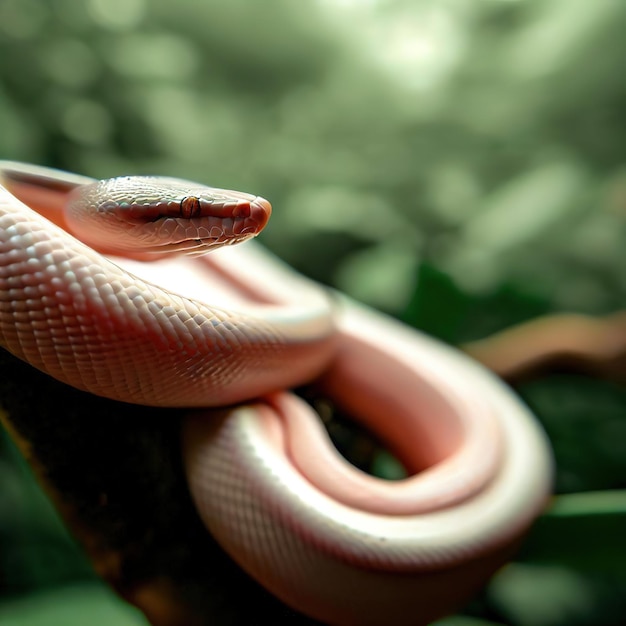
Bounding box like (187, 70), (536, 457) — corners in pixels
(488, 563), (617, 626)
(520, 490), (626, 578)
(0, 584), (149, 626)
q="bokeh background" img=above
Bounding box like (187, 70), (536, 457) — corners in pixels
(0, 0), (624, 624)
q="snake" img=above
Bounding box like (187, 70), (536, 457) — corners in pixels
(0, 161), (553, 626)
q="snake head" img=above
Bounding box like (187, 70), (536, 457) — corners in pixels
(66, 176), (272, 256)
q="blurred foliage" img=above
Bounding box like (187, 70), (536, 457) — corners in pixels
(0, 0), (624, 624)
(0, 583), (148, 625)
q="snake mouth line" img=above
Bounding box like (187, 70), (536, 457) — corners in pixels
(142, 232), (258, 255)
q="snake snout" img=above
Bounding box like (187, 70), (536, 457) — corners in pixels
(249, 195), (272, 231)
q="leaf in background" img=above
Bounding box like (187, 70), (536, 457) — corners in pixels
(519, 491), (626, 578)
(0, 583), (149, 626)
(403, 263), (470, 343)
(485, 491), (626, 626)
(488, 563), (626, 626)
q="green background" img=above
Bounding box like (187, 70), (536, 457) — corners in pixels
(0, 0), (624, 624)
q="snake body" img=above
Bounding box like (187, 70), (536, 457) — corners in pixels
(0, 162), (553, 626)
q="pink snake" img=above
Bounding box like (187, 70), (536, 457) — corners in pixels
(0, 162), (552, 626)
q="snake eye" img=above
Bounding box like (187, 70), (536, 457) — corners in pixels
(180, 196), (201, 219)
